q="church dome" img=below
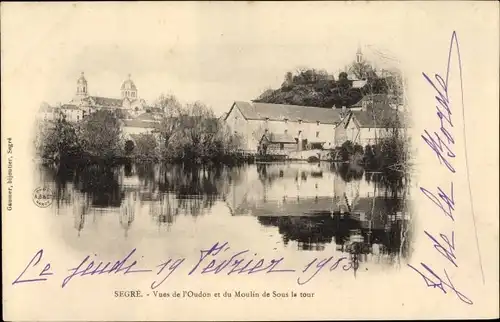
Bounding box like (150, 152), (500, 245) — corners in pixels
(121, 74), (137, 91)
(77, 72), (87, 85)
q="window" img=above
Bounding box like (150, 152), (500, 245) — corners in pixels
(280, 143), (284, 150)
(316, 131), (319, 138)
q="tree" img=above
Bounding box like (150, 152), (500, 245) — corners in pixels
(348, 60), (377, 80)
(124, 140), (135, 155)
(78, 110), (123, 159)
(35, 118), (81, 161)
(134, 133), (159, 160)
(155, 93), (182, 113)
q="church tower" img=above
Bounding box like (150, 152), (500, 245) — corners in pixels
(121, 74), (138, 100)
(356, 45), (363, 64)
(76, 72), (88, 98)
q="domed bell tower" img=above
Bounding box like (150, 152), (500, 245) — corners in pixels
(76, 72), (88, 98)
(121, 74), (138, 100)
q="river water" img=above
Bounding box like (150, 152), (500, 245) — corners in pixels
(34, 161), (412, 269)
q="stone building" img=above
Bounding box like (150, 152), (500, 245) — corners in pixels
(224, 101), (347, 153)
(69, 72), (148, 117)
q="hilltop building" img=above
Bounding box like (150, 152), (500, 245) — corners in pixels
(38, 72), (150, 122)
(70, 72), (149, 117)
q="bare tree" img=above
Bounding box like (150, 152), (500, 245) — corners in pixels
(348, 60), (377, 80)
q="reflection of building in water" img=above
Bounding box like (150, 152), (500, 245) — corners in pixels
(72, 193), (90, 236)
(257, 196), (408, 252)
(226, 163), (340, 215)
(226, 163), (392, 216)
(226, 162), (410, 252)
(119, 192), (136, 237)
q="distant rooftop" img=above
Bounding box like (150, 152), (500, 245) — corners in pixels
(228, 101), (343, 124)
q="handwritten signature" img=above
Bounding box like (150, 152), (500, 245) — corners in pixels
(409, 31), (473, 305)
(12, 242), (356, 290)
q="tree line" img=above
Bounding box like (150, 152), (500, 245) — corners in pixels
(34, 96), (245, 166)
(254, 61), (404, 108)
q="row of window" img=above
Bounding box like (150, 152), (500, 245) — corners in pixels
(234, 114), (322, 126)
(264, 118), (321, 125)
(276, 128), (321, 138)
(237, 128), (321, 138)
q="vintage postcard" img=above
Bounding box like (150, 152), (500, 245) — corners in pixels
(2, 1), (499, 320)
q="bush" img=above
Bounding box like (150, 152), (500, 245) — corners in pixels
(338, 141), (364, 163)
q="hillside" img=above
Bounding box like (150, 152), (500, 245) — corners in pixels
(254, 70), (397, 108)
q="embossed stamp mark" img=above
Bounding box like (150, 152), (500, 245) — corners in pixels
(32, 187), (53, 208)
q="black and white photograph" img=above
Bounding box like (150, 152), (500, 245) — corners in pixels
(32, 9), (412, 271)
(2, 2), (498, 321)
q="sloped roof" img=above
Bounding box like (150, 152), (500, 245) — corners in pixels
(350, 94), (388, 108)
(61, 104), (80, 110)
(352, 80), (368, 89)
(229, 101), (342, 124)
(122, 119), (160, 129)
(86, 96), (123, 107)
(262, 132), (296, 143)
(352, 107), (405, 128)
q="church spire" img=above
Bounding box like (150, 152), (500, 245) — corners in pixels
(356, 43), (363, 64)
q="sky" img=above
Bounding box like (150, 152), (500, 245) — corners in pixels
(3, 2), (413, 116)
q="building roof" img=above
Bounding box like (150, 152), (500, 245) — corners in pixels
(351, 108), (405, 128)
(61, 104), (80, 110)
(352, 80), (368, 89)
(350, 94), (388, 108)
(262, 133), (297, 143)
(122, 119), (160, 129)
(77, 72), (87, 85)
(121, 75), (137, 91)
(347, 94), (406, 128)
(85, 96), (123, 108)
(228, 101), (343, 124)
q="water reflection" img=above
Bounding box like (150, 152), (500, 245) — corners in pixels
(37, 161), (411, 262)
